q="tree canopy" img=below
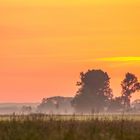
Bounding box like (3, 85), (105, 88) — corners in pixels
(121, 73), (140, 109)
(72, 69), (113, 113)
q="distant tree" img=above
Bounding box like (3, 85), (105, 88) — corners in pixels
(132, 99), (140, 111)
(55, 102), (59, 110)
(38, 97), (73, 114)
(72, 69), (113, 113)
(37, 98), (54, 113)
(121, 73), (140, 109)
(109, 97), (124, 112)
(21, 106), (32, 114)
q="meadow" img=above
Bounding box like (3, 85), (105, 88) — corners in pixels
(0, 114), (139, 140)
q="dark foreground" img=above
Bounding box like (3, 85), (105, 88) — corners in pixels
(0, 115), (140, 140)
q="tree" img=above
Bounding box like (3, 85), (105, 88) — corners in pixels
(121, 73), (140, 109)
(72, 69), (113, 113)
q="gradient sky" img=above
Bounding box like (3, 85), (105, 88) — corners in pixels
(0, 0), (140, 102)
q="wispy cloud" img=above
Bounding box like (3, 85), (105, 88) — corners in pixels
(96, 57), (140, 62)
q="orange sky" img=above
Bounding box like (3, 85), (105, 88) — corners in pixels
(0, 0), (140, 102)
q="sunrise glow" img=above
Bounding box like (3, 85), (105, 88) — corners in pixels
(0, 0), (140, 102)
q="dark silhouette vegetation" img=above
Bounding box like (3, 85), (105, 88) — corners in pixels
(72, 70), (113, 113)
(37, 69), (140, 114)
(121, 73), (140, 110)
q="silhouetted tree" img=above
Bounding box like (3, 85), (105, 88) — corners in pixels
(72, 69), (113, 113)
(121, 73), (140, 109)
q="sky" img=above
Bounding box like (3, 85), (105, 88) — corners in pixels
(0, 0), (140, 102)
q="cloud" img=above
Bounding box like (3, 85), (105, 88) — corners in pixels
(96, 57), (140, 62)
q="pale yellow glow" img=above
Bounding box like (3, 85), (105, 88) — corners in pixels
(96, 57), (140, 62)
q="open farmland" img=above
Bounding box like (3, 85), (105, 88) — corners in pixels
(0, 114), (139, 140)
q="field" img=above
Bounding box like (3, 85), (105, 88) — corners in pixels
(0, 114), (139, 140)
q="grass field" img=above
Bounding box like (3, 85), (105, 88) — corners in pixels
(0, 114), (139, 140)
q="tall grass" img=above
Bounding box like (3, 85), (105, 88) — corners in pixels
(0, 114), (139, 140)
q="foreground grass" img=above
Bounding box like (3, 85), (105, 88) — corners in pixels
(0, 115), (139, 140)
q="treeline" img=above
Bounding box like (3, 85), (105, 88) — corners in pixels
(72, 69), (140, 113)
(38, 69), (140, 114)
